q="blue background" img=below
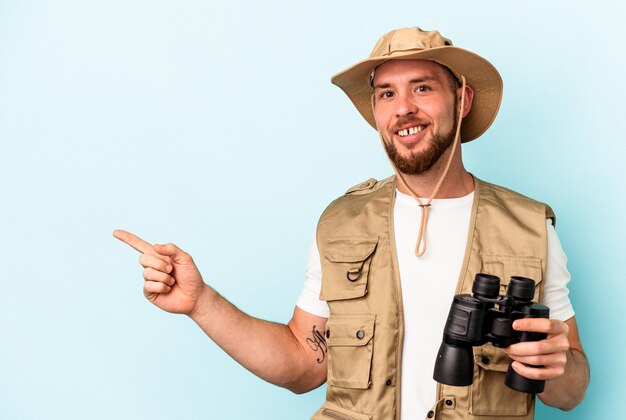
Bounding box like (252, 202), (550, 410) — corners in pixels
(1, 1), (623, 418)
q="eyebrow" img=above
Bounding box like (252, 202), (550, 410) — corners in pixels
(373, 76), (439, 90)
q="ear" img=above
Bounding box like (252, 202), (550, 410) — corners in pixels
(459, 85), (474, 119)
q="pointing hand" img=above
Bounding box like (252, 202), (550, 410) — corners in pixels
(113, 229), (207, 315)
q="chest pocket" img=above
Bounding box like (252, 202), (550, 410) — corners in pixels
(320, 238), (378, 301)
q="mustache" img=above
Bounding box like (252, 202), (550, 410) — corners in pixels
(390, 117), (429, 133)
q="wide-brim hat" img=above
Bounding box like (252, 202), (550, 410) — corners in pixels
(331, 27), (503, 142)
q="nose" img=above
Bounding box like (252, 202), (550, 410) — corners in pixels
(395, 93), (418, 117)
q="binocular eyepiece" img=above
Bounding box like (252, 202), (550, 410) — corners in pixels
(433, 274), (549, 394)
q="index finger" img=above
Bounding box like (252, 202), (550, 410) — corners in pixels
(113, 229), (154, 254)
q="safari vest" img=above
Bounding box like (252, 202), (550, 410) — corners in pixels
(311, 176), (555, 420)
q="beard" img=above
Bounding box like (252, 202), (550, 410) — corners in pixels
(383, 127), (454, 175)
(383, 110), (458, 176)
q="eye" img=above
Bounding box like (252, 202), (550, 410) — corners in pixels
(415, 84), (431, 93)
(378, 90), (395, 99)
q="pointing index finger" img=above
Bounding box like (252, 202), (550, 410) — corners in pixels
(113, 229), (154, 254)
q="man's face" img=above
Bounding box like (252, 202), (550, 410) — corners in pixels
(372, 59), (459, 175)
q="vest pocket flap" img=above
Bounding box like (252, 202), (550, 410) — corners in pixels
(473, 344), (511, 372)
(311, 401), (372, 420)
(324, 238), (378, 263)
(320, 238), (378, 301)
(326, 314), (375, 347)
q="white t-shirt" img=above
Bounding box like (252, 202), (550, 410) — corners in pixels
(296, 188), (574, 419)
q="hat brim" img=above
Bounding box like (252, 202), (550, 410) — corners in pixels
(331, 46), (503, 143)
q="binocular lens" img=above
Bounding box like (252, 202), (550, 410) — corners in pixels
(507, 276), (535, 300)
(433, 342), (474, 386)
(472, 273), (500, 299)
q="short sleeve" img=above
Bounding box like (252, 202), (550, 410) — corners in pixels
(541, 219), (575, 321)
(295, 236), (330, 318)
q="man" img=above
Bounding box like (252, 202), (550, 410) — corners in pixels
(114, 27), (589, 419)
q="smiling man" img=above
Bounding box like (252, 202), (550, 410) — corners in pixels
(115, 27), (589, 420)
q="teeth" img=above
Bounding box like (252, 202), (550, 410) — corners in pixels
(398, 126), (423, 137)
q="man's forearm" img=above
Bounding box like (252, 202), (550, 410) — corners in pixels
(538, 349), (589, 411)
(188, 285), (326, 394)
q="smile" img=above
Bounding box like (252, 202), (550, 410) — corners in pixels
(397, 125), (424, 137)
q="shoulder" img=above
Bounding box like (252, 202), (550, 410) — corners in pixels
(344, 176), (395, 196)
(476, 177), (556, 223)
(318, 176), (395, 223)
(326, 175), (395, 209)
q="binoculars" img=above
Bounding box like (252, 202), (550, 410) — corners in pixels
(433, 273), (549, 394)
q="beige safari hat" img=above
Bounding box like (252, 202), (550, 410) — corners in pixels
(331, 27), (503, 142)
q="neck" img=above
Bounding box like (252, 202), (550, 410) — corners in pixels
(395, 147), (474, 198)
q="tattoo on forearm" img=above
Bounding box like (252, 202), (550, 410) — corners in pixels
(306, 325), (328, 363)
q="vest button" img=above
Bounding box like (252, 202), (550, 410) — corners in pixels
(445, 399), (453, 406)
(427, 410), (435, 418)
(326, 329), (330, 339)
(356, 330), (365, 339)
(482, 356), (490, 364)
(385, 379), (392, 386)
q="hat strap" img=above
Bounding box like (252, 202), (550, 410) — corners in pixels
(375, 75), (467, 257)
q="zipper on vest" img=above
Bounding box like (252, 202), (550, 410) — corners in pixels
(321, 408), (357, 420)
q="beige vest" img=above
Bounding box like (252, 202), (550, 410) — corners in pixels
(311, 176), (555, 420)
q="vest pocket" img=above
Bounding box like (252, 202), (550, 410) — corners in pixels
(311, 400), (372, 420)
(468, 345), (531, 416)
(325, 314), (376, 389)
(320, 238), (378, 301)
